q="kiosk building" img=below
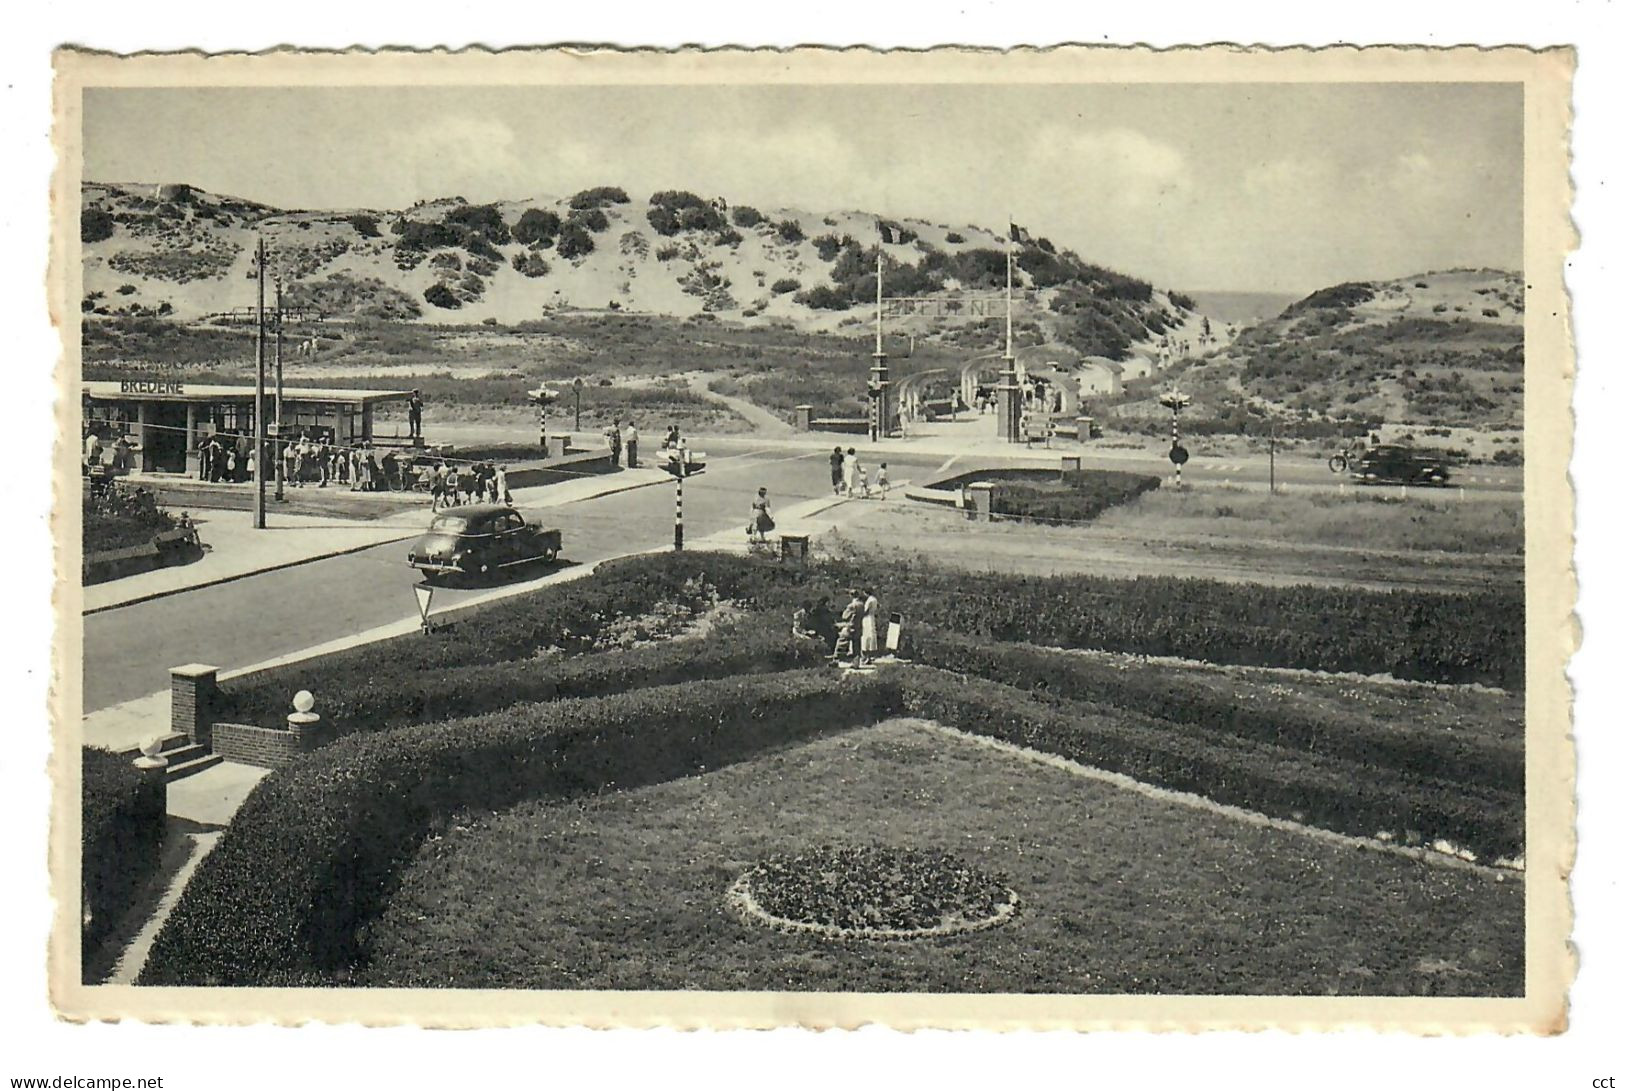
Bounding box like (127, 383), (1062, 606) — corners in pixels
(82, 379), (414, 475)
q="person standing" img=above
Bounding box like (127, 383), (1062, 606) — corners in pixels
(607, 421), (622, 467)
(408, 389), (424, 439)
(623, 420), (639, 468)
(829, 446), (845, 495)
(859, 587), (880, 667)
(196, 434), (212, 481)
(286, 434), (303, 488)
(429, 464), (446, 511)
(749, 486), (774, 544)
(843, 447), (859, 497)
(84, 429), (103, 471)
(495, 464), (510, 505)
(875, 462), (890, 501)
(235, 433), (251, 483)
(834, 589), (862, 665)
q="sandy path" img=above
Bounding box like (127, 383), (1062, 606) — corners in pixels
(686, 373), (796, 435)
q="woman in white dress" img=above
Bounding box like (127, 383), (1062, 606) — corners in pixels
(859, 588), (880, 665)
(843, 447), (860, 496)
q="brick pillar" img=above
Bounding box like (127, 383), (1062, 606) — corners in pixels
(968, 481), (996, 522)
(170, 663), (219, 748)
(288, 691), (323, 754)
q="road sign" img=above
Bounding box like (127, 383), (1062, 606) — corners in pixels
(1169, 444), (1189, 466)
(413, 581), (435, 632)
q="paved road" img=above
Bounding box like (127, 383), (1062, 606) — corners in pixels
(82, 446), (945, 713)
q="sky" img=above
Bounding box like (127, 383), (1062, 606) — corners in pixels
(82, 82), (1523, 294)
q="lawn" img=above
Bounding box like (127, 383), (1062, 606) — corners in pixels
(830, 492), (1520, 593)
(1091, 483), (1524, 556)
(360, 718), (1523, 995)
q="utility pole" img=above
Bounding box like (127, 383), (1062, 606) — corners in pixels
(573, 377), (582, 432)
(253, 236), (267, 530)
(274, 277), (285, 502)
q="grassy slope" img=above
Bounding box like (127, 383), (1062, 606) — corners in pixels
(1100, 269), (1524, 440)
(828, 489), (1522, 592)
(361, 719), (1522, 995)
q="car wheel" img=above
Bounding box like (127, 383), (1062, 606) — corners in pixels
(539, 547), (557, 564)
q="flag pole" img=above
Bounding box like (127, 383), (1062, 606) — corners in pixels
(875, 235), (884, 356)
(1005, 215), (1014, 359)
(870, 222), (889, 442)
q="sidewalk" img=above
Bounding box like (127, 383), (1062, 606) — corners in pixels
(83, 508), (426, 614)
(82, 483), (877, 754)
(84, 465), (675, 614)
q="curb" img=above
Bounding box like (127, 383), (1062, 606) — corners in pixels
(83, 532), (420, 616)
(83, 472), (678, 616)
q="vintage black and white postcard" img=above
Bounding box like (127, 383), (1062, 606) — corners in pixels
(50, 45), (1575, 1031)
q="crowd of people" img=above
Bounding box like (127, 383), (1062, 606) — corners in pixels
(827, 447), (889, 500)
(82, 427), (133, 475)
(793, 586), (887, 668)
(598, 419), (640, 468)
(427, 460), (510, 511)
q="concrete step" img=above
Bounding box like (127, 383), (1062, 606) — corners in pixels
(165, 752), (223, 782)
(116, 731), (192, 759)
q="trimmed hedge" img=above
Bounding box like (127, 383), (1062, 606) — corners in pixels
(218, 552), (1523, 730)
(812, 556), (1524, 689)
(991, 469), (1161, 524)
(82, 747), (165, 952)
(220, 612), (822, 738)
(935, 468), (1161, 525)
(908, 627), (1523, 794)
(213, 559), (740, 716)
(893, 667), (1523, 861)
(139, 668), (897, 986)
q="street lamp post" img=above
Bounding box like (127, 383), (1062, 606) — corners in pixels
(252, 236), (267, 530)
(1269, 415), (1277, 495)
(273, 278), (285, 502)
(573, 377), (583, 432)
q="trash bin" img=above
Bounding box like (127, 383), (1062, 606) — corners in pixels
(780, 534), (810, 563)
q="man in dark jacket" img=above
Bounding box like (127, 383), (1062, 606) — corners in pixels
(829, 446), (845, 495)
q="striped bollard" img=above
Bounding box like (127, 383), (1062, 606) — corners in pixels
(1173, 413), (1182, 490)
(674, 472), (684, 551)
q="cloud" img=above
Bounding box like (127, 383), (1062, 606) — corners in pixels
(383, 115), (525, 198)
(1242, 156), (1333, 198)
(1030, 127), (1193, 210)
(686, 125), (867, 208)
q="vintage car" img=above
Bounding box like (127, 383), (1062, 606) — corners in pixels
(1354, 444), (1454, 486)
(407, 504), (562, 583)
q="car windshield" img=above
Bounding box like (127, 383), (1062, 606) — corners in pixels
(429, 515), (471, 533)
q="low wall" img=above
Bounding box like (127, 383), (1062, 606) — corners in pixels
(808, 418), (870, 435)
(504, 449), (618, 489)
(83, 527), (202, 585)
(212, 720), (331, 769)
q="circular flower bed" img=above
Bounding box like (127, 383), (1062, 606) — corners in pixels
(728, 847), (1020, 940)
